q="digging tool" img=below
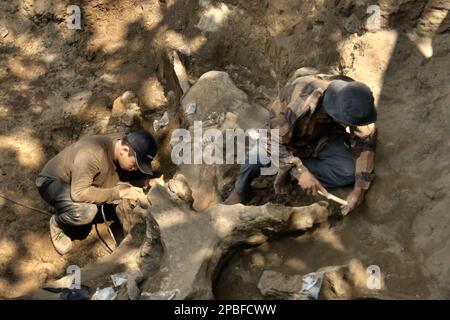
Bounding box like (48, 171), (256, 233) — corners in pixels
(318, 190), (348, 206)
(289, 166), (349, 207)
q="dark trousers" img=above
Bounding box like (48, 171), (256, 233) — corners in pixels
(38, 178), (118, 238)
(235, 137), (356, 199)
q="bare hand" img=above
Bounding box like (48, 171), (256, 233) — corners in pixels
(298, 170), (326, 196)
(119, 186), (146, 202)
(341, 188), (365, 216)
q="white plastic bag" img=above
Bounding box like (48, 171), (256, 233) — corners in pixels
(153, 112), (169, 131)
(185, 101), (197, 115)
(91, 287), (117, 300)
(299, 272), (324, 300)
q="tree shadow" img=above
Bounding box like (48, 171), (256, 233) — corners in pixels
(216, 0), (450, 299)
(3, 0), (442, 299)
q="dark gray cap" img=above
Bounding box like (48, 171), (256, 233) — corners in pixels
(125, 130), (157, 175)
(323, 80), (377, 126)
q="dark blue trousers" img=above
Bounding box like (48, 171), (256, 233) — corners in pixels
(38, 178), (118, 238)
(235, 137), (355, 198)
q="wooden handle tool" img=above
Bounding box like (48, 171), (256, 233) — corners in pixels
(318, 190), (349, 206)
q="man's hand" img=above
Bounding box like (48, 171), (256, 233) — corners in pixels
(119, 186), (146, 202)
(341, 187), (365, 216)
(298, 170), (326, 196)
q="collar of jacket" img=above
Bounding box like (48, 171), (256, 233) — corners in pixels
(269, 74), (332, 144)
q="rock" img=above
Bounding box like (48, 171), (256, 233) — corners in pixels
(258, 271), (304, 298)
(169, 50), (190, 95)
(167, 174), (193, 204)
(185, 101), (197, 115)
(344, 14), (362, 35)
(220, 112), (239, 130)
(139, 77), (168, 113)
(34, 182), (330, 300)
(335, 0), (366, 18)
(258, 264), (410, 300)
(199, 0), (211, 8)
(179, 71), (269, 211)
(317, 266), (353, 300)
(246, 233), (268, 245)
(196, 3), (232, 33)
(153, 111), (170, 132)
(105, 91), (143, 133)
(0, 26), (8, 39)
(177, 45), (191, 56)
(182, 71), (269, 130)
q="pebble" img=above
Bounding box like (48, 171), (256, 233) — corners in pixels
(0, 26), (9, 38)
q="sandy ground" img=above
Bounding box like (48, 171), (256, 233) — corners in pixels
(0, 0), (449, 299)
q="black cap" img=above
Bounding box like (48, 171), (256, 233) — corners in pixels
(125, 130), (157, 175)
(323, 80), (377, 126)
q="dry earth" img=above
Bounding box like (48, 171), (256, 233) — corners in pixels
(0, 0), (449, 299)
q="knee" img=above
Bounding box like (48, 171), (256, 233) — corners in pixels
(328, 164), (355, 187)
(335, 160), (356, 179)
(309, 160), (355, 188)
(70, 204), (98, 225)
(335, 170), (355, 187)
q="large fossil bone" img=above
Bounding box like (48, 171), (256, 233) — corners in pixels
(29, 175), (330, 300)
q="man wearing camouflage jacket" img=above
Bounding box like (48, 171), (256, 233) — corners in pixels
(225, 70), (377, 216)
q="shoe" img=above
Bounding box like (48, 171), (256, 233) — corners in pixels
(223, 190), (243, 205)
(49, 215), (73, 255)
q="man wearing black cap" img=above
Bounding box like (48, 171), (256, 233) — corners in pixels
(225, 72), (377, 216)
(36, 130), (158, 255)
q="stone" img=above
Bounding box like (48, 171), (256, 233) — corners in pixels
(181, 71), (269, 130)
(105, 91), (143, 133)
(0, 26), (8, 39)
(196, 3), (232, 33)
(258, 265), (409, 300)
(258, 271), (304, 298)
(34, 181), (330, 300)
(344, 14), (362, 35)
(179, 71), (269, 211)
(170, 50), (190, 95)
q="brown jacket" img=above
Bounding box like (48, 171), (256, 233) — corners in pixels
(36, 134), (126, 204)
(269, 74), (377, 189)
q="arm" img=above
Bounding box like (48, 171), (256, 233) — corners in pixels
(269, 78), (326, 195)
(270, 107), (325, 195)
(70, 151), (122, 204)
(352, 123), (377, 190)
(342, 123), (377, 215)
(274, 144), (326, 196)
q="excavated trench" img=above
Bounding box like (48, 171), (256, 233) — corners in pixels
(0, 0), (449, 299)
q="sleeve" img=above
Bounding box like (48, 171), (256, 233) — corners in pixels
(268, 130), (305, 186)
(268, 94), (306, 180)
(271, 142), (305, 193)
(70, 151), (122, 204)
(350, 123), (377, 190)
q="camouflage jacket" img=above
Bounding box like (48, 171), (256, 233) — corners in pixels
(268, 73), (377, 190)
